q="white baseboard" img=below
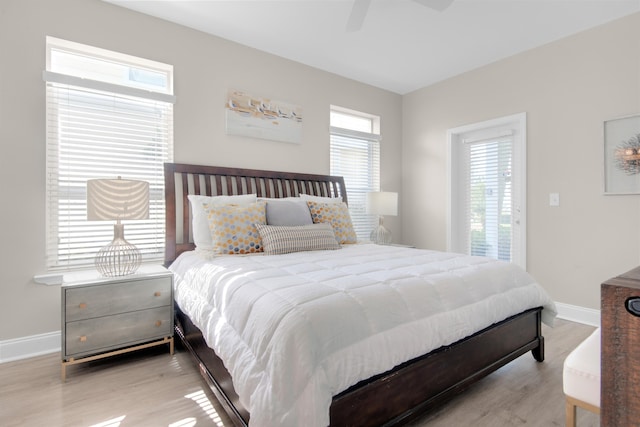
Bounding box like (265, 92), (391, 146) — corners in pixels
(0, 301), (600, 363)
(555, 302), (600, 327)
(0, 331), (60, 363)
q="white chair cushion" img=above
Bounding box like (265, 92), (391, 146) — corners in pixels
(563, 327), (601, 408)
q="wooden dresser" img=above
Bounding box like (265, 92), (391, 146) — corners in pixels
(601, 266), (640, 426)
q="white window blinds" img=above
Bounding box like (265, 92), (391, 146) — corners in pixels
(330, 107), (381, 241)
(44, 37), (174, 271)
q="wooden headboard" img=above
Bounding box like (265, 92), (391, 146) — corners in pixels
(164, 162), (348, 265)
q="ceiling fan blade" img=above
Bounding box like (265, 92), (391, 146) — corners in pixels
(346, 0), (371, 32)
(413, 0), (454, 12)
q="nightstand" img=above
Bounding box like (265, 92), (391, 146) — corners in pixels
(61, 265), (174, 380)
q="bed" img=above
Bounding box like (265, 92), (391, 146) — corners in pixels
(163, 162), (556, 427)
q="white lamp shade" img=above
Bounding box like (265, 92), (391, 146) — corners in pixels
(366, 191), (398, 216)
(87, 178), (149, 221)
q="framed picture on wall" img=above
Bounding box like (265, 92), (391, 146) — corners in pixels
(225, 89), (303, 144)
(604, 114), (640, 194)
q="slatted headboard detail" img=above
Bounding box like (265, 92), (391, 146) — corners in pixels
(164, 162), (348, 265)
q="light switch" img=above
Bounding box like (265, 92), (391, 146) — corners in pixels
(549, 193), (560, 207)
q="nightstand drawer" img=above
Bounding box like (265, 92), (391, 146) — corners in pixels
(65, 306), (172, 358)
(65, 277), (172, 322)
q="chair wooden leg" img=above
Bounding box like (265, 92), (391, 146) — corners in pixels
(566, 398), (576, 427)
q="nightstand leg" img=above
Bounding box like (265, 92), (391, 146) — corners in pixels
(61, 363), (66, 382)
(169, 337), (174, 355)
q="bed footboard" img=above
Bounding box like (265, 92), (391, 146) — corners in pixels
(174, 305), (543, 427)
(330, 307), (543, 426)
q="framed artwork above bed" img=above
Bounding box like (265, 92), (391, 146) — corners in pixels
(225, 89), (303, 144)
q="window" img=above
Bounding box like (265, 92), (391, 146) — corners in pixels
(330, 106), (381, 240)
(44, 37), (174, 271)
(448, 113), (526, 268)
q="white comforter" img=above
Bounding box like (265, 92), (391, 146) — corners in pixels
(169, 243), (556, 427)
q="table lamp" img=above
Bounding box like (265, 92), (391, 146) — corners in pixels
(87, 177), (149, 277)
(366, 191), (398, 245)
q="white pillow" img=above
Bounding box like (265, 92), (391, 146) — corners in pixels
(299, 193), (343, 204)
(188, 194), (257, 250)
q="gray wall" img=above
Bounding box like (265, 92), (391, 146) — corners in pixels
(0, 0), (403, 341)
(402, 12), (640, 310)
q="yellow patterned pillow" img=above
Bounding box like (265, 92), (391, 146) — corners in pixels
(306, 201), (357, 244)
(204, 201), (266, 254)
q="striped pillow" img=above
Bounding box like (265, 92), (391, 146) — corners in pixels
(255, 223), (340, 255)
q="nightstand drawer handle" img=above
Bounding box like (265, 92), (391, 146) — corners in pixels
(79, 336), (87, 342)
(154, 291), (162, 297)
(155, 320), (162, 327)
(79, 303), (87, 309)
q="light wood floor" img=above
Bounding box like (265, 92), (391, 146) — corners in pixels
(1, 319), (599, 427)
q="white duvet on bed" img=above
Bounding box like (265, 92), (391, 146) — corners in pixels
(169, 243), (556, 427)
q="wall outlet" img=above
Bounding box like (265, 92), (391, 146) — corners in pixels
(549, 193), (560, 207)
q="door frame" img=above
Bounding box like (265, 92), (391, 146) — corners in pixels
(447, 112), (527, 268)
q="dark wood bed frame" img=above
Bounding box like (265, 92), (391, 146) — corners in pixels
(164, 162), (545, 427)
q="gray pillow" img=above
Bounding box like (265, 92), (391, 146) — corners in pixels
(264, 198), (313, 226)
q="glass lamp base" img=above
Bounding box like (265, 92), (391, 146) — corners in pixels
(95, 224), (141, 277)
(370, 225), (392, 245)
